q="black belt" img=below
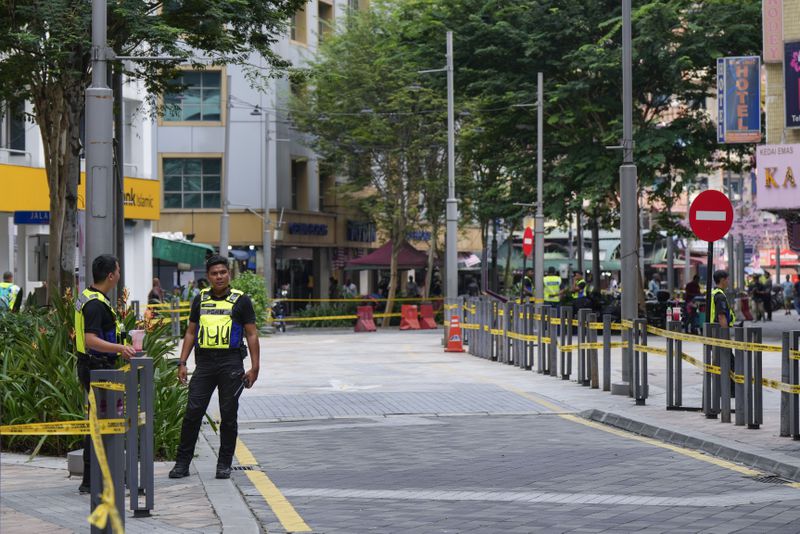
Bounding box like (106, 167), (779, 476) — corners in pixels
(77, 353), (116, 368)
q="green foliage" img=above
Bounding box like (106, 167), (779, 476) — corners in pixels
(230, 272), (270, 326)
(0, 293), (184, 460)
(292, 302), (360, 328)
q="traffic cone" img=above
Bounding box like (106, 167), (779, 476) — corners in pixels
(445, 314), (465, 353)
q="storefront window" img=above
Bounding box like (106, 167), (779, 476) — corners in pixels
(163, 70), (221, 122)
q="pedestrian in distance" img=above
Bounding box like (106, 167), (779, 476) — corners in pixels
(406, 276), (419, 298)
(762, 274), (773, 321)
(782, 274), (794, 316)
(0, 271), (22, 312)
(647, 273), (661, 296)
(148, 277), (165, 304)
(169, 255), (260, 480)
(75, 254), (137, 493)
(710, 270), (736, 328)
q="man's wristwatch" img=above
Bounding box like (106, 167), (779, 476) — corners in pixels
(177, 361), (187, 367)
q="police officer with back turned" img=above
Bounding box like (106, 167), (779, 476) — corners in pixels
(170, 255), (260, 480)
(75, 254), (136, 493)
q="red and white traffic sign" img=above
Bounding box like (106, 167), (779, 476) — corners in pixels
(689, 190), (734, 242)
(522, 227), (534, 257)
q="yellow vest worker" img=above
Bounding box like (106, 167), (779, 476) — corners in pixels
(74, 288), (122, 358)
(0, 276), (21, 312)
(543, 269), (562, 303)
(710, 270), (736, 327)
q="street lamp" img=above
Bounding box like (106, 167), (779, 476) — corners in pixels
(250, 105), (272, 296)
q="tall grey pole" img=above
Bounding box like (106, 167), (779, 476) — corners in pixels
(219, 75), (231, 256)
(667, 234), (674, 294)
(618, 0), (639, 388)
(685, 208), (692, 286)
(113, 68), (125, 299)
(86, 0), (114, 272)
(776, 244), (781, 285)
(534, 72), (545, 304)
(262, 110), (272, 295)
(726, 164), (735, 290)
(445, 31), (458, 301)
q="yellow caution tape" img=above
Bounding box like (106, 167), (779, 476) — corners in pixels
(490, 328), (504, 336)
(0, 419), (126, 436)
(645, 325), (783, 353)
(443, 304), (459, 310)
(461, 323), (480, 330)
(633, 344), (668, 356)
(138, 411), (147, 426)
(609, 341), (629, 349)
(791, 350), (800, 361)
(86, 388), (124, 533)
(90, 381), (126, 392)
(620, 319), (634, 329)
(273, 297), (445, 303)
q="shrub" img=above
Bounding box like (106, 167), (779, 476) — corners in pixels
(0, 291), (185, 460)
(230, 271), (269, 326)
(292, 301), (359, 328)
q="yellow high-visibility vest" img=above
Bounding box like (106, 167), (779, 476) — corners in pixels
(74, 288), (121, 357)
(543, 275), (561, 303)
(710, 287), (736, 325)
(196, 288), (245, 350)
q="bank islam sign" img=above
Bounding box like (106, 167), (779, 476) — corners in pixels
(756, 144), (800, 210)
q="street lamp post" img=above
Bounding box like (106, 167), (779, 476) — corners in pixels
(86, 0), (114, 278)
(617, 0), (639, 389)
(445, 31), (458, 303)
(534, 72), (545, 304)
(219, 75), (232, 257)
(251, 105), (273, 296)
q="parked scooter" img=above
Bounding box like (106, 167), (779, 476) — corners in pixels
(271, 284), (289, 333)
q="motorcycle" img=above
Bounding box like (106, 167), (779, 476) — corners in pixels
(271, 285), (289, 333)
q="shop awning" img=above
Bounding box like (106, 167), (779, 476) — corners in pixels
(152, 236), (214, 267)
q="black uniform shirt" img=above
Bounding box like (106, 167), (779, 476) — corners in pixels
(82, 287), (117, 358)
(713, 290), (730, 323)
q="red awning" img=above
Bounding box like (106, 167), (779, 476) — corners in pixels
(345, 241), (430, 270)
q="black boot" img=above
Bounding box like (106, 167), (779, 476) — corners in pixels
(169, 464), (191, 478)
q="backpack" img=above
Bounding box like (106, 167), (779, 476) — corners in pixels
(0, 285), (13, 310)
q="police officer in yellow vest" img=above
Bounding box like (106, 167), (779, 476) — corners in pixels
(543, 266), (562, 306)
(710, 270), (736, 328)
(75, 254), (136, 493)
(170, 255), (261, 480)
(0, 271), (21, 312)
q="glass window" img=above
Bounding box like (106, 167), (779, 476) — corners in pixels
(163, 70), (223, 122)
(161, 157), (222, 209)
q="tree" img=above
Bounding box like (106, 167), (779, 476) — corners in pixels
(0, 0), (305, 301)
(291, 6), (447, 325)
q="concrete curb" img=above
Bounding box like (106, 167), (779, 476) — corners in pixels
(581, 408), (800, 482)
(195, 432), (262, 533)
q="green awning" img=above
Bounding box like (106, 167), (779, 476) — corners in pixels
(152, 237), (214, 267)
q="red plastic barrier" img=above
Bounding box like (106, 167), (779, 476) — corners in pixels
(739, 296), (753, 322)
(355, 305), (377, 332)
(419, 304), (437, 329)
(399, 304), (421, 330)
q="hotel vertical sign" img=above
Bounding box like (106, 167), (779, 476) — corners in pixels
(717, 56), (762, 144)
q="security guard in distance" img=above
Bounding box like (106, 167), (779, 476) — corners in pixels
(0, 271), (21, 312)
(75, 254), (136, 493)
(170, 254), (261, 480)
(543, 266), (562, 306)
(710, 269), (736, 328)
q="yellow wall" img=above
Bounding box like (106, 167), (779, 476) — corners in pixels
(0, 163), (160, 220)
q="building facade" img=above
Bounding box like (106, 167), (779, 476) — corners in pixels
(152, 0), (378, 299)
(0, 78), (159, 305)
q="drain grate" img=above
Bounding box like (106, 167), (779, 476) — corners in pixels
(231, 466), (257, 471)
(750, 474), (789, 485)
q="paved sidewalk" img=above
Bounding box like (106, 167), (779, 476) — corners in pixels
(0, 431), (247, 534)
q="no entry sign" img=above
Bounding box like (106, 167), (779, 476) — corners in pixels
(689, 190), (734, 242)
(522, 227), (534, 257)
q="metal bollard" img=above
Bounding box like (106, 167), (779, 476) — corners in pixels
(789, 331), (800, 439)
(524, 304), (534, 370)
(744, 327), (763, 429)
(602, 314), (612, 391)
(90, 369), (126, 534)
(548, 309), (558, 376)
(502, 302), (511, 365)
(126, 357), (154, 516)
(734, 327), (745, 426)
(666, 320), (677, 408)
(588, 313), (599, 389)
(719, 327), (731, 424)
(170, 300), (180, 338)
(537, 307), (548, 374)
(632, 318), (647, 405)
(703, 323), (718, 419)
(781, 331), (791, 437)
(561, 307), (573, 380)
(578, 308), (589, 386)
